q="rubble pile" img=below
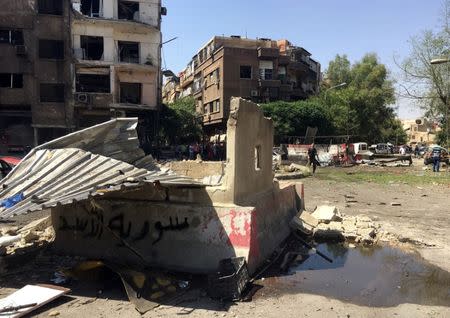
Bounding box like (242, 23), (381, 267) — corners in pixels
(291, 205), (381, 245)
(0, 216), (54, 256)
(275, 163), (312, 179)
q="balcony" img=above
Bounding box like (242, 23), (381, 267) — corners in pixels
(257, 47), (279, 59)
(180, 73), (194, 88)
(258, 79), (281, 88)
(278, 55), (291, 65)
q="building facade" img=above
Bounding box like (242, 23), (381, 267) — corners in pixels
(401, 118), (440, 145)
(0, 0), (164, 154)
(178, 36), (321, 134)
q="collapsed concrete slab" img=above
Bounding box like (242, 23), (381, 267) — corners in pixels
(0, 98), (304, 275)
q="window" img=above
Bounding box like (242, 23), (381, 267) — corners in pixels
(255, 145), (261, 170)
(259, 60), (274, 80)
(80, 0), (100, 17)
(38, 0), (63, 15)
(39, 40), (64, 59)
(118, 41), (139, 63)
(76, 74), (110, 93)
(0, 29), (24, 45)
(40, 83), (65, 102)
(0, 74), (23, 88)
(80, 36), (103, 60)
(118, 1), (139, 20)
(240, 65), (252, 79)
(209, 102), (214, 113)
(214, 100), (220, 112)
(120, 82), (141, 104)
(203, 104), (208, 114)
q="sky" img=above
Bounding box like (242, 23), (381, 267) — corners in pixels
(161, 0), (445, 119)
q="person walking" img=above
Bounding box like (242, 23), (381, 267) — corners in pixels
(432, 146), (442, 172)
(308, 143), (320, 174)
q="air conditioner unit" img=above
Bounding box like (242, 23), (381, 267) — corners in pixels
(251, 90), (259, 97)
(75, 93), (90, 104)
(15, 45), (27, 56)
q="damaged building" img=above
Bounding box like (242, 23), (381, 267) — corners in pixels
(177, 36), (321, 134)
(0, 0), (165, 153)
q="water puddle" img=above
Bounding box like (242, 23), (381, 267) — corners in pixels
(257, 242), (450, 307)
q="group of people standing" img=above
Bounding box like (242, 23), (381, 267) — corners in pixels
(175, 142), (225, 161)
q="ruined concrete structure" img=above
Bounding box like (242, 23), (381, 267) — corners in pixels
(0, 0), (164, 153)
(177, 36), (321, 134)
(0, 98), (303, 275)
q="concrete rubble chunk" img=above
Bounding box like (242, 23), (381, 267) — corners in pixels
(298, 211), (319, 227)
(22, 230), (40, 243)
(18, 216), (52, 234)
(311, 205), (342, 223)
(290, 217), (314, 235)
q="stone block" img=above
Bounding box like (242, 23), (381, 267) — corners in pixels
(311, 205), (342, 223)
(298, 211), (319, 227)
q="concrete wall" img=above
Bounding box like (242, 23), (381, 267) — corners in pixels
(165, 161), (225, 179)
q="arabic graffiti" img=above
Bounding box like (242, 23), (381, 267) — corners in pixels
(58, 211), (190, 245)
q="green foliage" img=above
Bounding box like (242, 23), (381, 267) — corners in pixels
(322, 53), (397, 143)
(400, 0), (450, 127)
(159, 97), (202, 144)
(260, 99), (334, 143)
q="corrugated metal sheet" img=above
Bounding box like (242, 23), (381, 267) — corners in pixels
(0, 118), (201, 218)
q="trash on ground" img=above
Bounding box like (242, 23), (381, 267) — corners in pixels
(207, 257), (250, 301)
(0, 284), (70, 318)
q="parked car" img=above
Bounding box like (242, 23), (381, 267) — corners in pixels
(369, 143), (393, 154)
(423, 146), (449, 165)
(0, 156), (20, 179)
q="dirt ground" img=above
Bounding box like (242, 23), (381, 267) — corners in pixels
(0, 160), (449, 317)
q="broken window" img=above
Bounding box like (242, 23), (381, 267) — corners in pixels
(0, 74), (23, 88)
(240, 65), (252, 79)
(40, 83), (65, 102)
(120, 82), (141, 104)
(259, 61), (273, 80)
(0, 29), (24, 45)
(76, 74), (110, 93)
(38, 0), (63, 15)
(80, 36), (103, 60)
(118, 0), (139, 20)
(80, 0), (100, 17)
(39, 39), (64, 59)
(118, 41), (139, 63)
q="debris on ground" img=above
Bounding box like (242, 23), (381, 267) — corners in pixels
(0, 216), (54, 256)
(0, 284), (70, 317)
(207, 257), (250, 301)
(291, 208), (380, 245)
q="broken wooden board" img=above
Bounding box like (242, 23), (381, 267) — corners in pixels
(0, 284), (70, 317)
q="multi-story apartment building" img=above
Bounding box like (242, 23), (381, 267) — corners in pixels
(0, 0), (164, 154)
(71, 0), (162, 130)
(0, 0), (73, 151)
(178, 36), (321, 134)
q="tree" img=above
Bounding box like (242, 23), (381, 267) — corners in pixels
(159, 97), (202, 144)
(398, 0), (450, 145)
(260, 99), (334, 143)
(323, 53), (397, 143)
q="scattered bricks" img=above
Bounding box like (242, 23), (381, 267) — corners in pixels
(311, 205), (342, 224)
(299, 211), (319, 227)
